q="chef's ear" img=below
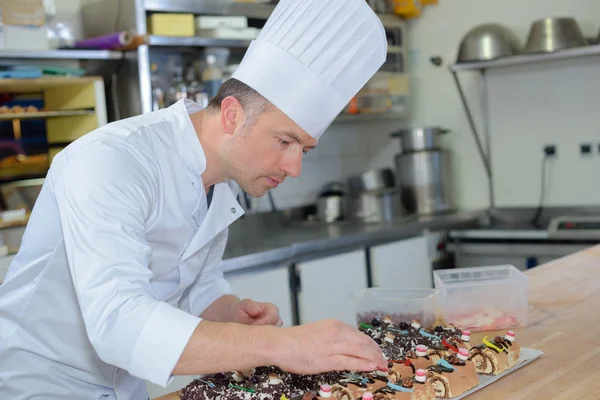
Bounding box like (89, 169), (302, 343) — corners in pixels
(219, 96), (243, 136)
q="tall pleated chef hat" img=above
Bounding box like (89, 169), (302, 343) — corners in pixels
(232, 0), (388, 140)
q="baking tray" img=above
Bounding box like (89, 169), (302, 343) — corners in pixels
(290, 347), (543, 400)
(450, 347), (544, 399)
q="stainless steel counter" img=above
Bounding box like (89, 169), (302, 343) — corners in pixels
(222, 209), (486, 272)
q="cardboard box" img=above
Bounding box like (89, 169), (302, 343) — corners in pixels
(147, 13), (195, 37)
(0, 0), (45, 26)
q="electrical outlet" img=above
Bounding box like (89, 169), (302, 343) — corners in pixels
(543, 144), (557, 157)
(580, 143), (592, 155)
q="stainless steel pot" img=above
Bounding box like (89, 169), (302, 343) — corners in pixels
(348, 168), (395, 193)
(391, 127), (448, 152)
(456, 23), (521, 63)
(395, 150), (455, 215)
(317, 195), (345, 223)
(524, 17), (585, 53)
(349, 187), (404, 223)
(316, 182), (345, 223)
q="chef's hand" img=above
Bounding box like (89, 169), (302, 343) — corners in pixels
(232, 298), (283, 327)
(272, 319), (387, 374)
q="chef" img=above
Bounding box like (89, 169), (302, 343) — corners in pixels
(0, 0), (388, 399)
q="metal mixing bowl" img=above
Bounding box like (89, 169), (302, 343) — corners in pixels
(456, 23), (522, 63)
(524, 17), (585, 53)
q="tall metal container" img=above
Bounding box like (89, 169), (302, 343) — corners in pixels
(393, 127), (455, 215)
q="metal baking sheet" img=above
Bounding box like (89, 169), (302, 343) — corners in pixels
(449, 347), (544, 399)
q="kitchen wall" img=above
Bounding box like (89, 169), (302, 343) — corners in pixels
(55, 0), (600, 212)
(407, 0), (600, 209)
(51, 0), (408, 213)
(250, 119), (404, 212)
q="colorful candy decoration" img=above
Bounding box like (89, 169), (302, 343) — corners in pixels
(483, 336), (505, 353)
(362, 392), (374, 400)
(319, 384), (332, 397)
(419, 328), (440, 340)
(442, 338), (459, 353)
(228, 383), (255, 393)
(458, 348), (469, 361)
(505, 330), (516, 342)
(387, 381), (414, 393)
(460, 330), (471, 342)
(410, 320), (421, 329)
(415, 344), (428, 357)
(415, 369), (427, 383)
(198, 379), (215, 388)
(436, 359), (456, 371)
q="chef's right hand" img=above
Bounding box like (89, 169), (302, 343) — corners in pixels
(271, 319), (386, 375)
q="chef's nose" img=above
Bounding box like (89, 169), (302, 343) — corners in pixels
(281, 151), (302, 178)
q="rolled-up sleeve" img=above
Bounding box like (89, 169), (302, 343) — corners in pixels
(181, 229), (233, 317)
(54, 143), (200, 387)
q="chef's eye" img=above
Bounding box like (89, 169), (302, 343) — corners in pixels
(278, 138), (290, 146)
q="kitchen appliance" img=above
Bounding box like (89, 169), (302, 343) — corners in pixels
(395, 150), (455, 215)
(347, 168), (395, 193)
(391, 126), (447, 152)
(348, 187), (404, 223)
(456, 23), (521, 63)
(316, 182), (346, 223)
(524, 17), (585, 53)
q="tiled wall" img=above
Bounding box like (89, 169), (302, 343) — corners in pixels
(248, 120), (406, 212)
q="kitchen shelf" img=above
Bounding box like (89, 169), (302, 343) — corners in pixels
(143, 0), (405, 29)
(149, 35), (405, 55)
(148, 35), (252, 48)
(0, 76), (103, 94)
(450, 44), (600, 72)
(0, 49), (123, 61)
(335, 112), (406, 123)
(0, 110), (95, 121)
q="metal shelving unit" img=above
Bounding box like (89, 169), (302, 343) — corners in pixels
(83, 0), (408, 122)
(449, 44), (600, 210)
(0, 110), (95, 121)
(148, 35), (252, 48)
(143, 0), (406, 29)
(450, 44), (600, 72)
(0, 49), (123, 61)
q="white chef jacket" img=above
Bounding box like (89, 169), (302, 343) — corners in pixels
(0, 99), (244, 399)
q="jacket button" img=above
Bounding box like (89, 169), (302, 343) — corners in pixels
(231, 208), (236, 213)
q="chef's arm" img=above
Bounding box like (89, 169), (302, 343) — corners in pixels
(199, 294), (240, 322)
(54, 144), (202, 388)
(173, 318), (388, 376)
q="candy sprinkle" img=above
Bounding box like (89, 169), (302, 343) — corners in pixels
(387, 382), (414, 393)
(198, 379), (216, 388)
(360, 322), (374, 330)
(229, 383), (256, 393)
(483, 336), (505, 353)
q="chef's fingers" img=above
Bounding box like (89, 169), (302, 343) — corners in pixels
(252, 310), (280, 326)
(276, 317), (283, 327)
(326, 355), (379, 373)
(330, 340), (386, 371)
(238, 298), (262, 317)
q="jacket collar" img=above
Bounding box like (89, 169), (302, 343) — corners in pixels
(166, 99), (245, 260)
(167, 99), (207, 180)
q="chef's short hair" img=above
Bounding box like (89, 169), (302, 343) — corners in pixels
(207, 78), (271, 128)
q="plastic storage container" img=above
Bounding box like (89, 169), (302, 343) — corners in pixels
(353, 288), (442, 328)
(434, 265), (528, 332)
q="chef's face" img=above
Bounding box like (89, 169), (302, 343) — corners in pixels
(223, 104), (317, 198)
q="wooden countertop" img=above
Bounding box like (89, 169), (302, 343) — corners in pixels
(155, 245), (600, 400)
